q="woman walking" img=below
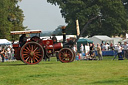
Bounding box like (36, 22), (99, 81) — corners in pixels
(97, 43), (103, 60)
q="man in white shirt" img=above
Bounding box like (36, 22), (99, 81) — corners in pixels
(85, 44), (90, 55)
(103, 43), (109, 51)
(80, 44), (84, 53)
(117, 44), (123, 60)
(7, 46), (12, 60)
(73, 45), (77, 53)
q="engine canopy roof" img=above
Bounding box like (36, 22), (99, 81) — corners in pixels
(10, 30), (42, 35)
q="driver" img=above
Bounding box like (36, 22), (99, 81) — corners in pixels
(51, 34), (57, 44)
(19, 34), (27, 47)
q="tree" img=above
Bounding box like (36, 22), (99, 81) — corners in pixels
(122, 0), (128, 19)
(122, 0), (128, 11)
(47, 0), (128, 37)
(0, 0), (25, 40)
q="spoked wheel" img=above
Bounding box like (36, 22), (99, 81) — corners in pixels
(20, 42), (44, 65)
(58, 48), (74, 63)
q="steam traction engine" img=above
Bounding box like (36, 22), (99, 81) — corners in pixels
(11, 16), (98, 65)
(11, 29), (75, 65)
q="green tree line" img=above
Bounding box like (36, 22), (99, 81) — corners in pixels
(47, 0), (128, 37)
(0, 0), (25, 40)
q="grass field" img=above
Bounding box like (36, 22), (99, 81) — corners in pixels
(0, 56), (128, 85)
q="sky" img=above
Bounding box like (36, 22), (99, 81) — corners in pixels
(18, 0), (66, 32)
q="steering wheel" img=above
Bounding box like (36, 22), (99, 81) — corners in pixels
(30, 36), (40, 42)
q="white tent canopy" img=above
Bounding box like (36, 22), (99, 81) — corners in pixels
(89, 35), (113, 45)
(122, 39), (128, 44)
(112, 37), (122, 45)
(0, 39), (12, 45)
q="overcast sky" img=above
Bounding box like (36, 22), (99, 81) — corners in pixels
(18, 0), (66, 32)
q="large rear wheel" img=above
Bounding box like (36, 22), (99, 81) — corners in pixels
(20, 42), (44, 64)
(58, 48), (74, 63)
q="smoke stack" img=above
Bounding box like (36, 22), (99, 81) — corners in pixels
(76, 19), (80, 36)
(61, 26), (66, 43)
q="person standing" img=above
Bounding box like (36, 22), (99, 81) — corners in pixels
(122, 42), (128, 59)
(89, 43), (94, 58)
(80, 44), (84, 53)
(110, 43), (114, 50)
(0, 47), (5, 62)
(7, 46), (12, 60)
(97, 43), (103, 60)
(100, 43), (104, 51)
(117, 44), (123, 60)
(112, 45), (118, 60)
(104, 43), (109, 51)
(11, 48), (15, 60)
(73, 45), (77, 53)
(85, 43), (90, 55)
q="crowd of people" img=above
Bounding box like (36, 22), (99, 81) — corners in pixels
(0, 45), (15, 62)
(73, 43), (102, 61)
(73, 42), (128, 61)
(113, 42), (128, 60)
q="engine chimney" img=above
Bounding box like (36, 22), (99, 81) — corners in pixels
(61, 26), (66, 44)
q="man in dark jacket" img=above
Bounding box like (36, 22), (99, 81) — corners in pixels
(19, 34), (27, 47)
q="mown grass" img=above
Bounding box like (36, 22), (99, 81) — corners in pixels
(0, 56), (128, 85)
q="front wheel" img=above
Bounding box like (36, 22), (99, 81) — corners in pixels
(20, 42), (44, 64)
(58, 48), (74, 63)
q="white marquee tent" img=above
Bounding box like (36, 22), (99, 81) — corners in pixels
(112, 37), (123, 45)
(121, 39), (128, 44)
(89, 35), (113, 45)
(0, 39), (12, 45)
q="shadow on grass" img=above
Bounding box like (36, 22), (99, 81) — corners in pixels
(40, 62), (55, 64)
(0, 62), (56, 66)
(92, 80), (121, 84)
(27, 73), (66, 78)
(0, 64), (26, 66)
(92, 78), (128, 84)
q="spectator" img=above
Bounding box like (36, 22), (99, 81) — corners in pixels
(7, 46), (12, 60)
(75, 53), (80, 60)
(100, 43), (104, 51)
(85, 43), (90, 55)
(97, 43), (103, 60)
(110, 43), (114, 50)
(112, 45), (118, 60)
(0, 47), (5, 62)
(11, 48), (15, 60)
(73, 45), (77, 53)
(93, 44), (96, 59)
(89, 43), (94, 58)
(117, 44), (123, 60)
(122, 42), (128, 59)
(104, 43), (109, 51)
(80, 44), (84, 53)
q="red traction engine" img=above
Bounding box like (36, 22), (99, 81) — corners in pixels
(11, 30), (75, 65)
